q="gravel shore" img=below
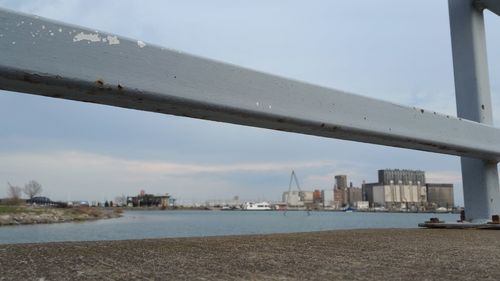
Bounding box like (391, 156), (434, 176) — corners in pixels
(1, 228), (499, 281)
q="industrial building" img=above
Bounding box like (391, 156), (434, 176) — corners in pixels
(378, 169), (426, 185)
(313, 190), (322, 203)
(300, 191), (314, 204)
(333, 188), (346, 208)
(335, 175), (348, 189)
(334, 175), (362, 208)
(347, 186), (362, 206)
(426, 183), (454, 209)
(321, 189), (334, 208)
(282, 191), (303, 207)
(281, 170), (452, 211)
(127, 190), (170, 208)
(362, 169), (454, 210)
(371, 184), (427, 209)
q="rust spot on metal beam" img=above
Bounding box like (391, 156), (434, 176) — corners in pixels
(22, 74), (40, 84)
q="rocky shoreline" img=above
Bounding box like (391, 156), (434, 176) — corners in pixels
(0, 206), (122, 226)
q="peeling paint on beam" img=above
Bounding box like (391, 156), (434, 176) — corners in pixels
(1, 8), (500, 160)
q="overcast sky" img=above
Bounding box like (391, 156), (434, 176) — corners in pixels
(1, 0), (500, 205)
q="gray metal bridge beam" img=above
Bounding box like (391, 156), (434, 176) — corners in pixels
(449, 0), (500, 222)
(0, 5), (500, 221)
(477, 0), (500, 16)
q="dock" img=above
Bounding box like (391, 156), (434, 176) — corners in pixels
(419, 222), (500, 229)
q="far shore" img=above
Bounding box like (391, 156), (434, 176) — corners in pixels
(0, 204), (459, 227)
(0, 205), (122, 226)
(126, 206), (461, 214)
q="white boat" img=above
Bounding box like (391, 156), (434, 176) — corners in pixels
(242, 202), (272, 211)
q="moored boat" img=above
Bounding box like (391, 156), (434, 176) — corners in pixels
(242, 202), (272, 211)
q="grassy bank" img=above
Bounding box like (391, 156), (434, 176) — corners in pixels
(0, 205), (24, 214)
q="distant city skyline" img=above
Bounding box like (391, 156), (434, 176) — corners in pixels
(2, 0), (500, 205)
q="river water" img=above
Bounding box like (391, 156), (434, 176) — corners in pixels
(0, 210), (458, 244)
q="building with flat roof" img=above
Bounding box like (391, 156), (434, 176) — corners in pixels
(127, 191), (170, 208)
(378, 169), (425, 185)
(333, 175), (362, 208)
(363, 169), (452, 210)
(347, 187), (362, 206)
(372, 184), (427, 209)
(426, 183), (454, 209)
(282, 191), (304, 207)
(321, 189), (334, 208)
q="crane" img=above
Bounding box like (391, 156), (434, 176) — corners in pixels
(288, 170), (302, 195)
(284, 170), (310, 215)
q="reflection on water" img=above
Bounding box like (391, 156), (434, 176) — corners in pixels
(0, 210), (458, 244)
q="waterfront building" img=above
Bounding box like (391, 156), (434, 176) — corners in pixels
(282, 191), (315, 207)
(127, 191), (170, 208)
(371, 184), (427, 209)
(363, 169), (452, 210)
(300, 191), (314, 203)
(378, 169), (426, 185)
(426, 183), (454, 209)
(333, 175), (362, 208)
(282, 191), (304, 207)
(361, 182), (376, 205)
(335, 175), (348, 189)
(26, 196), (52, 205)
(333, 187), (346, 208)
(354, 201), (369, 210)
(282, 178), (363, 209)
(334, 175), (348, 208)
(347, 186), (362, 206)
(321, 189), (334, 208)
(313, 189), (322, 203)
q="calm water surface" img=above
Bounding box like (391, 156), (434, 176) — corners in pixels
(0, 210), (458, 244)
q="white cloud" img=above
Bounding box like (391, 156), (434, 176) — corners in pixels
(127, 157), (336, 175)
(0, 149), (336, 176)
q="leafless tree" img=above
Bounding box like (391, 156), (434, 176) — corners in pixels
(23, 180), (43, 199)
(114, 195), (127, 207)
(7, 182), (22, 203)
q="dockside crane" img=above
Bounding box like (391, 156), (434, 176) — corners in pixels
(285, 170), (310, 215)
(288, 170), (302, 195)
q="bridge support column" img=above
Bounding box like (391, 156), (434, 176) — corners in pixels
(449, 0), (500, 222)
